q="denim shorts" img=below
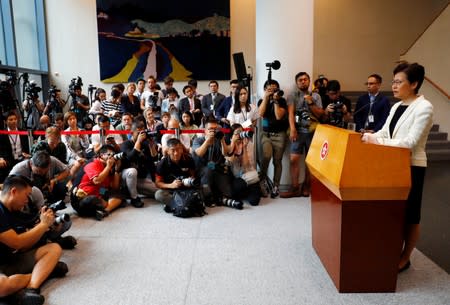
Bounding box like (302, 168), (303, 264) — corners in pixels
(290, 132), (313, 155)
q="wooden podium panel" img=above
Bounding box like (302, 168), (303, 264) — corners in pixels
(306, 125), (411, 293)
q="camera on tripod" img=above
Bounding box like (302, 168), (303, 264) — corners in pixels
(25, 81), (41, 99)
(88, 84), (97, 93)
(68, 76), (83, 98)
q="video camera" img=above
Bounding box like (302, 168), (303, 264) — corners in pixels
(68, 76), (83, 98)
(25, 81), (41, 99)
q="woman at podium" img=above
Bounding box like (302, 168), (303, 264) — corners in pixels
(361, 62), (433, 273)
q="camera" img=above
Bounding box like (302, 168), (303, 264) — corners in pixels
(54, 213), (70, 225)
(68, 76), (83, 98)
(47, 200), (67, 212)
(273, 89), (284, 98)
(214, 130), (224, 140)
(88, 84), (97, 93)
(113, 152), (126, 160)
(143, 129), (158, 140)
(295, 108), (311, 130)
(48, 85), (59, 97)
(265, 60), (281, 70)
(239, 130), (254, 139)
(25, 81), (41, 99)
(178, 177), (200, 188)
(329, 101), (344, 127)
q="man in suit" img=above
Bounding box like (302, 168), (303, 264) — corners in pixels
(178, 85), (203, 127)
(0, 111), (31, 182)
(201, 80), (226, 120)
(215, 79), (239, 128)
(354, 74), (391, 132)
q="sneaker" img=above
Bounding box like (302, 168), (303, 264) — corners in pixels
(280, 185), (302, 198)
(130, 197), (144, 208)
(259, 179), (269, 198)
(14, 288), (44, 305)
(54, 235), (77, 249)
(270, 186), (280, 198)
(95, 209), (109, 221)
(49, 261), (69, 279)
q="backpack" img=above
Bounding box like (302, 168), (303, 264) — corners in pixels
(166, 189), (206, 218)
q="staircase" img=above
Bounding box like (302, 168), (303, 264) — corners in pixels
(426, 124), (450, 161)
(344, 91), (450, 161)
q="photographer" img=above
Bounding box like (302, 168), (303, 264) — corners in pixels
(257, 79), (288, 198)
(91, 114), (123, 154)
(322, 80), (352, 128)
(281, 72), (324, 198)
(43, 87), (66, 124)
(119, 120), (158, 207)
(72, 144), (123, 220)
(192, 118), (237, 207)
(68, 79), (90, 128)
(226, 124), (260, 207)
(0, 175), (67, 305)
(22, 82), (45, 131)
(9, 151), (75, 249)
(154, 138), (196, 207)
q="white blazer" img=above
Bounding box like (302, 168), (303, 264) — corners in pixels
(373, 95), (433, 167)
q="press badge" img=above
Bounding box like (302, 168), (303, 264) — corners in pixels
(368, 114), (374, 123)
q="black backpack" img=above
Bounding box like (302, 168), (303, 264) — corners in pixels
(165, 189), (206, 218)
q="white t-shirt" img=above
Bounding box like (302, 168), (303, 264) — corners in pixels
(226, 104), (259, 126)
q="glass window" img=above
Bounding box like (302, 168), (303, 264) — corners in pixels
(0, 0), (16, 66)
(12, 0), (40, 70)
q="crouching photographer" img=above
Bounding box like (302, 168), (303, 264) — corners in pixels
(192, 118), (240, 209)
(226, 124), (260, 206)
(9, 151), (76, 249)
(155, 138), (204, 217)
(119, 120), (159, 208)
(0, 175), (67, 305)
(71, 145), (123, 220)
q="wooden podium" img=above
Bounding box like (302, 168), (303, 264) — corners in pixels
(305, 125), (411, 292)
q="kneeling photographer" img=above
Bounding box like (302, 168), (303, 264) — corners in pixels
(155, 138), (204, 217)
(226, 124), (260, 207)
(119, 120), (158, 208)
(9, 151), (76, 249)
(192, 118), (240, 209)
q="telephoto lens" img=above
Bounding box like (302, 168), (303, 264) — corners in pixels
(54, 213), (70, 225)
(181, 177), (200, 187)
(239, 130), (254, 139)
(113, 152), (125, 160)
(222, 197), (243, 210)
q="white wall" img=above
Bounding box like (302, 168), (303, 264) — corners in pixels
(403, 5), (450, 134)
(255, 0), (314, 98)
(45, 0), (255, 98)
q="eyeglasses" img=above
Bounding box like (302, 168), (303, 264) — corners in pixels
(391, 80), (404, 86)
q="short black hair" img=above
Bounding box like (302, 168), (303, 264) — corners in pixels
(326, 80), (341, 92)
(263, 79), (280, 90)
(368, 74), (382, 84)
(2, 175), (32, 194)
(393, 61), (425, 94)
(295, 72), (310, 82)
(32, 150), (51, 168)
(166, 138), (182, 148)
(98, 144), (116, 156)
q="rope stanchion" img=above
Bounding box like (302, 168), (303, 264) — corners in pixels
(0, 127), (253, 136)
